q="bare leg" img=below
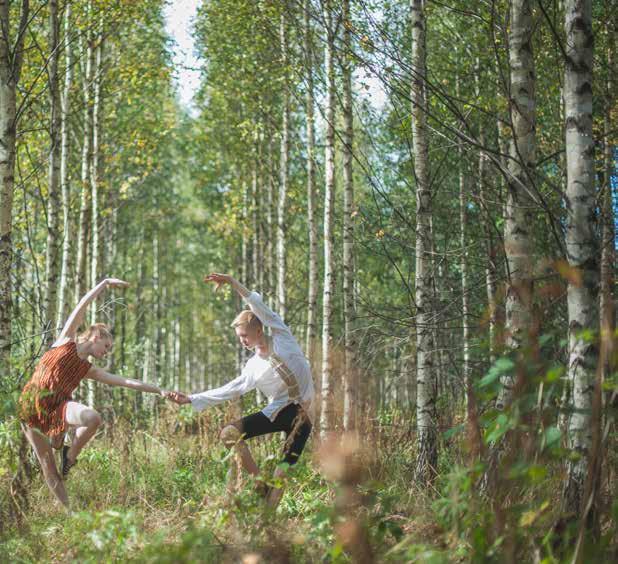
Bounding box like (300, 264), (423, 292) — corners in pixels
(50, 433), (65, 450)
(235, 441), (260, 476)
(266, 466), (286, 509)
(22, 425), (70, 510)
(220, 424), (260, 476)
(64, 401), (102, 463)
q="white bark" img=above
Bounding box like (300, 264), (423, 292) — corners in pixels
(563, 0), (598, 516)
(75, 14), (93, 303)
(457, 90), (471, 399)
(277, 10), (289, 319)
(496, 0), (536, 410)
(320, 0), (337, 437)
(89, 25), (104, 325)
(342, 0), (357, 433)
(267, 137), (275, 303)
(411, 0), (437, 483)
(0, 0), (29, 373)
(305, 0), (319, 368)
(44, 0), (62, 345)
(57, 3), (73, 333)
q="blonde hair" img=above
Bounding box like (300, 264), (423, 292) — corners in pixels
(230, 310), (262, 331)
(77, 323), (113, 343)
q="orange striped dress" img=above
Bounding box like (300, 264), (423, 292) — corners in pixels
(19, 341), (92, 437)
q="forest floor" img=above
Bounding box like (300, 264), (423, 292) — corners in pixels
(1, 405), (616, 563)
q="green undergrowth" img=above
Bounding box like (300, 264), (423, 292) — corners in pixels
(1, 406), (616, 563)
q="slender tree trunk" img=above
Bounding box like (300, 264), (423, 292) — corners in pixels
(57, 3), (73, 332)
(458, 120), (471, 399)
(496, 0), (536, 410)
(342, 0), (357, 433)
(277, 10), (289, 319)
(320, 0), (337, 437)
(75, 19), (94, 304)
(411, 0), (437, 484)
(600, 23), (615, 365)
(305, 0), (319, 367)
(562, 0), (599, 517)
(44, 0), (62, 345)
(89, 25), (104, 325)
(475, 64), (499, 363)
(267, 136), (275, 303)
(252, 138), (261, 290)
(153, 233), (163, 393)
(134, 230), (146, 412)
(0, 0), (29, 373)
(242, 179), (249, 284)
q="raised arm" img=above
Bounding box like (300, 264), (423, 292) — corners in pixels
(55, 278), (129, 345)
(86, 367), (163, 395)
(204, 272), (288, 332)
(204, 273), (249, 298)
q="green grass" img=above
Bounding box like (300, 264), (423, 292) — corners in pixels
(1, 408), (616, 563)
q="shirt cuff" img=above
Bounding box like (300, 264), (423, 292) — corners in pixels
(189, 394), (206, 412)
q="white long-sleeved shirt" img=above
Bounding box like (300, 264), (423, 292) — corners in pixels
(189, 292), (315, 421)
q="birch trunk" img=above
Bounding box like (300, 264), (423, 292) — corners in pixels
(320, 0), (337, 437)
(304, 0), (319, 367)
(242, 180), (249, 285)
(411, 0), (437, 484)
(89, 26), (104, 325)
(267, 136), (275, 303)
(277, 10), (289, 319)
(75, 19), (94, 304)
(342, 0), (357, 433)
(252, 139), (261, 290)
(496, 0), (536, 410)
(57, 3), (73, 332)
(44, 0), (62, 345)
(458, 120), (471, 401)
(562, 0), (598, 516)
(0, 0), (29, 373)
(153, 233), (163, 392)
(134, 231), (147, 411)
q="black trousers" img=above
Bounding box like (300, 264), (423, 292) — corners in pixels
(237, 403), (312, 466)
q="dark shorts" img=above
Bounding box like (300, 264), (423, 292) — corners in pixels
(236, 403), (312, 466)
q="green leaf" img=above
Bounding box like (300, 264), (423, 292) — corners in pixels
(478, 358), (514, 389)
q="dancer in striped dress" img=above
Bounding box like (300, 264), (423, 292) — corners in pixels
(19, 278), (169, 510)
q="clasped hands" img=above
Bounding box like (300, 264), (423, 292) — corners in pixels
(162, 390), (191, 405)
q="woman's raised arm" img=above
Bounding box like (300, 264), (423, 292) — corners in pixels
(54, 278), (129, 346)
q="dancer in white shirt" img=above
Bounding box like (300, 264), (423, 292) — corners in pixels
(169, 273), (315, 508)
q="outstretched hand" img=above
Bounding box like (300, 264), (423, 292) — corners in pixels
(163, 390), (192, 405)
(204, 273), (233, 292)
(105, 278), (130, 289)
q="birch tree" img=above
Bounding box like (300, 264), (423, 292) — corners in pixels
(342, 0), (357, 432)
(75, 11), (94, 304)
(277, 9), (289, 319)
(562, 0), (599, 517)
(495, 0), (536, 410)
(57, 3), (74, 331)
(320, 0), (337, 437)
(44, 0), (62, 344)
(0, 0), (29, 373)
(411, 0), (437, 483)
(304, 0), (319, 366)
(90, 23), (104, 324)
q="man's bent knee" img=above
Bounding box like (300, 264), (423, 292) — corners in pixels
(220, 424), (242, 448)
